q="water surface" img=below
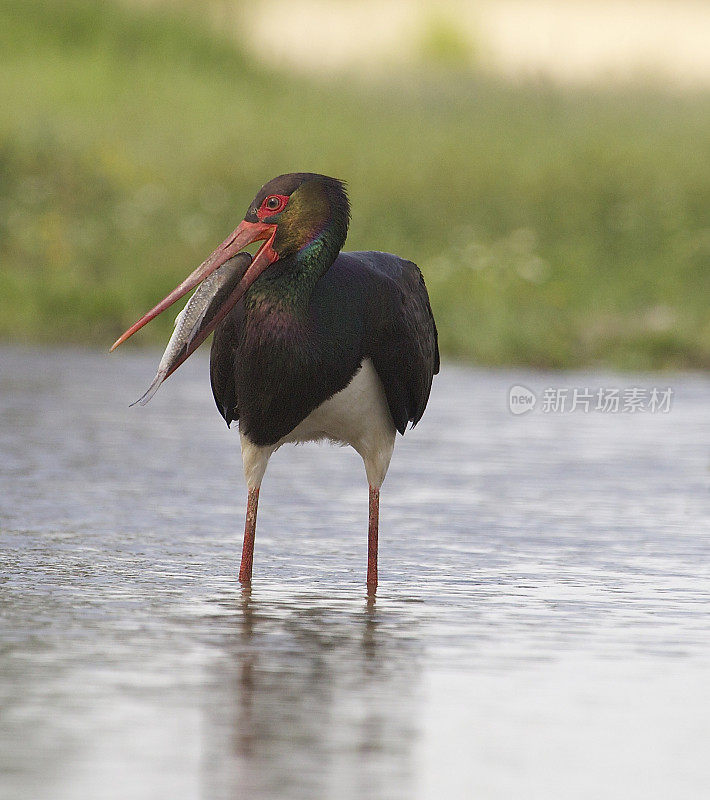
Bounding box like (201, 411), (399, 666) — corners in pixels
(1, 347), (709, 799)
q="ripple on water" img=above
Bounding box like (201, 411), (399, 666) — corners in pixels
(1, 347), (709, 800)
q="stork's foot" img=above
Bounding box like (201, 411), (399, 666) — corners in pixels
(367, 485), (379, 593)
(239, 487), (259, 584)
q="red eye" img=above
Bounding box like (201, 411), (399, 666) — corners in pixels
(262, 195), (287, 214)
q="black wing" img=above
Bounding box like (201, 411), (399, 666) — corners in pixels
(210, 298), (245, 427)
(340, 251), (439, 435)
(210, 250), (439, 437)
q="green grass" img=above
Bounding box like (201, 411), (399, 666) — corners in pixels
(1, 0), (709, 369)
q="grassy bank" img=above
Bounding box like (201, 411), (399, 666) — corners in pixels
(1, 0), (709, 368)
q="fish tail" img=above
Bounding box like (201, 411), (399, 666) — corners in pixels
(130, 370), (168, 407)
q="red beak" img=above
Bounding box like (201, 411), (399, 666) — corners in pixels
(109, 219), (278, 352)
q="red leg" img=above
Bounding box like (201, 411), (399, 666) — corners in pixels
(367, 485), (379, 593)
(239, 487), (259, 584)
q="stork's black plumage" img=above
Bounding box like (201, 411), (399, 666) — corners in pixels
(112, 173), (438, 592)
(210, 250), (439, 445)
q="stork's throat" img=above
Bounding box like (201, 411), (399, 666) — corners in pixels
(245, 228), (341, 314)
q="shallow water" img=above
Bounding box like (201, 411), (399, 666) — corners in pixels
(1, 346), (709, 799)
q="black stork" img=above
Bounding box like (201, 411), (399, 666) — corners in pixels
(111, 173), (439, 591)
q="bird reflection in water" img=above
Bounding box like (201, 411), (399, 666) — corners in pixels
(199, 588), (421, 799)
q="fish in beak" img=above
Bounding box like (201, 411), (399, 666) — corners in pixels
(110, 218), (279, 400)
(111, 219), (278, 352)
(130, 252), (252, 406)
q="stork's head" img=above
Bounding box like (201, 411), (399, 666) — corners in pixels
(247, 172), (349, 260)
(110, 173), (349, 352)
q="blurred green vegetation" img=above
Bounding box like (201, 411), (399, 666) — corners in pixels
(1, 0), (709, 368)
(418, 12), (477, 68)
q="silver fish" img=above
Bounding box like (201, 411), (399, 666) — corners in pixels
(131, 252), (251, 406)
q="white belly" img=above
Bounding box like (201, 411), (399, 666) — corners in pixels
(240, 358), (397, 489)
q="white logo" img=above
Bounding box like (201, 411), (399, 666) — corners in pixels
(508, 384), (537, 415)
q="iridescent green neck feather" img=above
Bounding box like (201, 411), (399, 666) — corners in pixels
(246, 177), (350, 314)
